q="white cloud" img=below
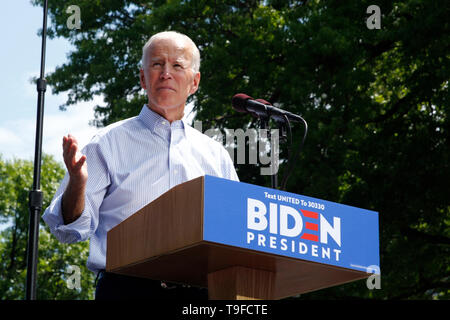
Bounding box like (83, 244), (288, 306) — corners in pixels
(0, 89), (198, 165)
(0, 119), (34, 161)
(42, 97), (103, 163)
(0, 127), (22, 146)
(23, 70), (39, 99)
(0, 96), (103, 164)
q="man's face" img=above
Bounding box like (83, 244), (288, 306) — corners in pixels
(140, 37), (200, 114)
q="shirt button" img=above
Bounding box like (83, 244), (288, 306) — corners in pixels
(174, 169), (178, 174)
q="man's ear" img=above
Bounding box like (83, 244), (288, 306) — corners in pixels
(190, 72), (201, 95)
(139, 69), (147, 90)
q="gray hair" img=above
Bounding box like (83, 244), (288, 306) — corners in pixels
(141, 31), (201, 73)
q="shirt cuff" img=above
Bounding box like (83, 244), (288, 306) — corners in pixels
(42, 193), (91, 243)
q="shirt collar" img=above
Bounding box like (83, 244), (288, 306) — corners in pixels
(138, 104), (187, 138)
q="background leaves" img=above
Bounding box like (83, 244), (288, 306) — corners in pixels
(0, 155), (94, 300)
(6, 0), (448, 299)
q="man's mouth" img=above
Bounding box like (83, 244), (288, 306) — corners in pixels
(157, 86), (176, 91)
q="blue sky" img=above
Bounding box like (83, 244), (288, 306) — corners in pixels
(0, 1), (198, 165)
(0, 1), (101, 164)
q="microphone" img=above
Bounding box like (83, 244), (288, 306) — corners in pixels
(255, 98), (271, 105)
(232, 93), (304, 122)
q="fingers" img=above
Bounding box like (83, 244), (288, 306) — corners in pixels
(63, 133), (78, 144)
(63, 135), (76, 165)
(63, 134), (73, 156)
(63, 134), (78, 152)
(62, 134), (85, 171)
(74, 155), (87, 171)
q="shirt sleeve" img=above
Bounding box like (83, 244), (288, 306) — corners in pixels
(42, 137), (111, 244)
(220, 144), (240, 182)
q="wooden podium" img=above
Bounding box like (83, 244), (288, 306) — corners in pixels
(106, 176), (379, 300)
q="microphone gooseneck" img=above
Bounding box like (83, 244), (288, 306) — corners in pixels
(231, 93), (308, 191)
(232, 93), (305, 123)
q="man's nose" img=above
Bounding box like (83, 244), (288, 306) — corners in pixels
(160, 65), (173, 79)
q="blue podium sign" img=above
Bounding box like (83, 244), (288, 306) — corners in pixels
(203, 175), (380, 274)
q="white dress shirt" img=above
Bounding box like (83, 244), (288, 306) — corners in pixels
(43, 105), (239, 273)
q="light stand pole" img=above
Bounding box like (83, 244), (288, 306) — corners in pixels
(26, 0), (48, 300)
(260, 116), (278, 189)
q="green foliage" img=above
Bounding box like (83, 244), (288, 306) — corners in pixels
(0, 155), (94, 300)
(32, 0), (449, 299)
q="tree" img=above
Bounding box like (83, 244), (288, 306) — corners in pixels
(32, 0), (449, 299)
(0, 155), (94, 299)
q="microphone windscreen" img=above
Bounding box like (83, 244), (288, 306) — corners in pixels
(232, 93), (252, 113)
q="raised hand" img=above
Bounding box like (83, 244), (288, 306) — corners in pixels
(62, 134), (88, 185)
(61, 134), (87, 224)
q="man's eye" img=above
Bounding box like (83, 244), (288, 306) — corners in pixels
(152, 62), (161, 67)
(174, 64), (183, 68)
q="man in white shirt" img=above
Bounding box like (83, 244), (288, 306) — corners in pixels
(43, 31), (239, 300)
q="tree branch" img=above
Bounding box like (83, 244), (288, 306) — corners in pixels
(360, 39), (396, 61)
(364, 94), (411, 124)
(402, 227), (450, 246)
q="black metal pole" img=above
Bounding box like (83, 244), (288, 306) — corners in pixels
(26, 0), (48, 300)
(260, 117), (278, 189)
